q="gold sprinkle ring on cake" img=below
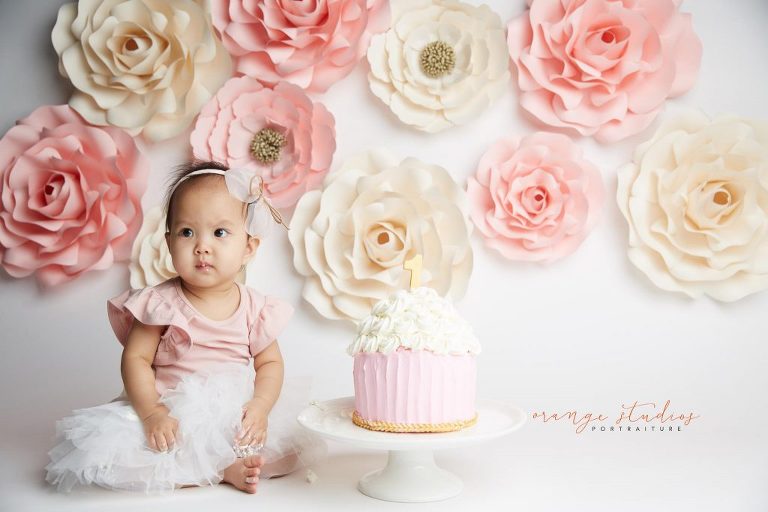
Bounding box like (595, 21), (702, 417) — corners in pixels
(352, 411), (478, 433)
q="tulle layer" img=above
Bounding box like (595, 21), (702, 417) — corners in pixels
(46, 365), (325, 493)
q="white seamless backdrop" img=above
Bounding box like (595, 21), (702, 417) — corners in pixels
(0, 1), (766, 511)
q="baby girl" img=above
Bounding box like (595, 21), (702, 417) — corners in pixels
(46, 161), (321, 493)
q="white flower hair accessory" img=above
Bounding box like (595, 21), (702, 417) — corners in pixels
(170, 168), (287, 239)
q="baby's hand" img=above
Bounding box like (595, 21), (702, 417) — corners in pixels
(237, 399), (269, 448)
(142, 407), (179, 452)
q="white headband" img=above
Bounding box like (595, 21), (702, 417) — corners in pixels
(170, 168), (287, 239)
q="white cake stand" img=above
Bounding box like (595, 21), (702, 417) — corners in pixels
(297, 397), (526, 503)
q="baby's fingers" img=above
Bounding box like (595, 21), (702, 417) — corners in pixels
(164, 428), (177, 449)
(253, 430), (267, 447)
(150, 429), (175, 452)
(156, 432), (169, 452)
(147, 432), (158, 451)
(236, 423), (253, 442)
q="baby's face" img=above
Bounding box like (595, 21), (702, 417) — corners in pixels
(166, 178), (257, 291)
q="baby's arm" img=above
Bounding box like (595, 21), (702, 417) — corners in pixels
(237, 341), (284, 447)
(121, 319), (178, 451)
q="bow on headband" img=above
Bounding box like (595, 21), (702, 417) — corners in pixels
(172, 168), (287, 239)
(224, 168), (288, 238)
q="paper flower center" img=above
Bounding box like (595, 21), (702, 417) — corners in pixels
(713, 190), (730, 205)
(44, 175), (65, 202)
(420, 41), (456, 78)
(250, 128), (286, 164)
(365, 222), (406, 267)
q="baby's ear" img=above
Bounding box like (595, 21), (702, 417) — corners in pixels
(244, 236), (260, 261)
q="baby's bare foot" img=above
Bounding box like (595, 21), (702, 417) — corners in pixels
(222, 455), (264, 494)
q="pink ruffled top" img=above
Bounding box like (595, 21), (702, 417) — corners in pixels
(107, 278), (293, 394)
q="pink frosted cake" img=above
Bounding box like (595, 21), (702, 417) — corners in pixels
(348, 287), (481, 433)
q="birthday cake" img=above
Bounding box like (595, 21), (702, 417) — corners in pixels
(347, 287), (481, 433)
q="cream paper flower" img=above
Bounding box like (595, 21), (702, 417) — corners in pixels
(617, 111), (768, 301)
(51, 0), (232, 142)
(290, 149), (473, 322)
(129, 206), (176, 289)
(367, 0), (510, 132)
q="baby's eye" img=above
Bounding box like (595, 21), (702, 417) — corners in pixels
(214, 228), (229, 238)
(179, 228), (194, 238)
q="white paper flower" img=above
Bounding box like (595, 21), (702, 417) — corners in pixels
(617, 111), (768, 301)
(128, 206), (176, 289)
(51, 0), (232, 142)
(290, 149), (473, 322)
(367, 0), (510, 132)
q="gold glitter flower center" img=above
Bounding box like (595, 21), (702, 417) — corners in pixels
(250, 128), (286, 164)
(420, 41), (456, 78)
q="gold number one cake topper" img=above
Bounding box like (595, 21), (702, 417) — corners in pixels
(403, 254), (423, 290)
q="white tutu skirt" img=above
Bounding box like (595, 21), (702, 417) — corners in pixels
(45, 365), (325, 493)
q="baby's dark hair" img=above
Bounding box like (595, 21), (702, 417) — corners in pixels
(164, 160), (229, 233)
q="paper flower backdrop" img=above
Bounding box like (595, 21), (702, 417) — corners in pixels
(507, 0), (702, 142)
(367, 0), (510, 132)
(617, 111), (768, 301)
(0, 105), (147, 286)
(467, 132), (604, 262)
(211, 0), (389, 93)
(51, 0), (232, 142)
(289, 149), (473, 322)
(190, 77), (336, 209)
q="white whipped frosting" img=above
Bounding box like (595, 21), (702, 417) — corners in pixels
(347, 287), (481, 356)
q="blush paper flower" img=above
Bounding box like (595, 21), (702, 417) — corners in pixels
(211, 0), (389, 93)
(617, 111), (768, 301)
(52, 0), (232, 142)
(368, 0), (510, 132)
(289, 149), (473, 322)
(0, 105), (148, 286)
(467, 132), (604, 262)
(190, 77), (336, 209)
(508, 0), (702, 142)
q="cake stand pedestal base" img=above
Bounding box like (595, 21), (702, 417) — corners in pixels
(358, 449), (461, 502)
(298, 397), (526, 503)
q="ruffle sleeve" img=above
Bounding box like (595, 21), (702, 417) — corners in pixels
(107, 286), (193, 366)
(247, 293), (294, 357)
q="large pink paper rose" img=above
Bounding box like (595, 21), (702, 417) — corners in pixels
(211, 0), (389, 93)
(0, 105), (148, 286)
(467, 132), (604, 262)
(190, 77), (336, 209)
(507, 0), (702, 143)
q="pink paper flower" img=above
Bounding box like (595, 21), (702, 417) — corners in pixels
(0, 105), (148, 286)
(507, 0), (702, 143)
(190, 77), (336, 209)
(210, 0), (390, 93)
(467, 132), (604, 262)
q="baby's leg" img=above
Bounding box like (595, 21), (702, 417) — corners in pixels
(222, 455), (264, 494)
